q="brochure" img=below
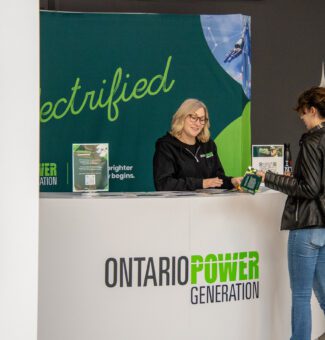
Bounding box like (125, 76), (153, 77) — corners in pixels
(72, 143), (109, 192)
(252, 144), (284, 174)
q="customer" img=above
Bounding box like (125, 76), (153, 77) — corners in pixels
(258, 87), (325, 340)
(153, 98), (242, 191)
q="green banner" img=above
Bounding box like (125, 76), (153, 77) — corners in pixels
(40, 12), (251, 192)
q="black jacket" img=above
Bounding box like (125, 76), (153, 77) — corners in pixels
(153, 133), (233, 191)
(265, 124), (325, 230)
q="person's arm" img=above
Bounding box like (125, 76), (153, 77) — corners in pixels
(264, 141), (322, 199)
(153, 143), (202, 191)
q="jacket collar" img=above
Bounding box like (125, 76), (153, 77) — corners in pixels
(307, 121), (325, 134)
(300, 122), (325, 145)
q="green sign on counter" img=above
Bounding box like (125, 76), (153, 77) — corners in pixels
(72, 144), (109, 192)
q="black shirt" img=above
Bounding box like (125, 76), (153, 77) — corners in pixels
(153, 132), (233, 191)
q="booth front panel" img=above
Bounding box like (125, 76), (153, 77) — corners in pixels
(39, 190), (324, 340)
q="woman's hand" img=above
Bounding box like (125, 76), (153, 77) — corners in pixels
(231, 177), (243, 188)
(203, 177), (224, 189)
(256, 171), (265, 182)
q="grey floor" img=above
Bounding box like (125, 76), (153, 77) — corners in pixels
(317, 334), (325, 340)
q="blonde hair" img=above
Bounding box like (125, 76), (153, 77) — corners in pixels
(170, 99), (211, 143)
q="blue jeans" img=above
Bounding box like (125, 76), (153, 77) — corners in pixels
(288, 228), (325, 340)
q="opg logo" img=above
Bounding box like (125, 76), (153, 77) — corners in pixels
(40, 162), (58, 186)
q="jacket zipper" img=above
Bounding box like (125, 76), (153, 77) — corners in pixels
(185, 146), (201, 163)
(295, 199), (299, 222)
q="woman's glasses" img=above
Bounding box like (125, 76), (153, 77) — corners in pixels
(188, 114), (208, 125)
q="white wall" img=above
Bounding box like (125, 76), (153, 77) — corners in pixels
(0, 2), (39, 340)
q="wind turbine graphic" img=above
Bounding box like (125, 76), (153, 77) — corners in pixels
(320, 61), (325, 87)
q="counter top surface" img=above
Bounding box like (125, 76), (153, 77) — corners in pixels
(40, 186), (277, 199)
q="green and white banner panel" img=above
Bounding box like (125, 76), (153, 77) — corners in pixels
(40, 12), (251, 192)
(39, 191), (325, 339)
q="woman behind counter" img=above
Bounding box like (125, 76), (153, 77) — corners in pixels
(153, 98), (241, 191)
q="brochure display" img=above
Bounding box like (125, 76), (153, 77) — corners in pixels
(252, 145), (284, 174)
(72, 143), (109, 192)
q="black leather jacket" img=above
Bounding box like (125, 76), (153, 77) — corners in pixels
(265, 123), (325, 230)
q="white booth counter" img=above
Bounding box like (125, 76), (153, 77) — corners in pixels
(39, 189), (324, 340)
